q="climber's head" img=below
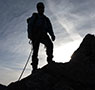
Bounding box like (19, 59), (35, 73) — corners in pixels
(37, 2), (45, 15)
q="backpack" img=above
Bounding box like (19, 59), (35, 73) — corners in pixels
(27, 13), (38, 40)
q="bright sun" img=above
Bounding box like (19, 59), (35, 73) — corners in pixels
(54, 40), (81, 63)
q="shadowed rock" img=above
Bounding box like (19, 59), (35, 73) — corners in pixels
(2, 34), (95, 90)
(0, 84), (6, 90)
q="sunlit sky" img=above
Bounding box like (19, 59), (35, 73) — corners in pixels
(0, 0), (95, 85)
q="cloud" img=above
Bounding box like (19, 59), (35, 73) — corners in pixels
(0, 65), (31, 85)
(0, 66), (19, 85)
(46, 0), (95, 39)
(0, 0), (95, 85)
(46, 0), (82, 41)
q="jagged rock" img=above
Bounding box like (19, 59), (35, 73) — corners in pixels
(0, 84), (6, 90)
(2, 34), (95, 90)
(71, 34), (95, 62)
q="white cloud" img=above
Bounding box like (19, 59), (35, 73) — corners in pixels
(46, 0), (82, 40)
(0, 0), (95, 85)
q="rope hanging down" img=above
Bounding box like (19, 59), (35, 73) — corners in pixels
(18, 44), (33, 81)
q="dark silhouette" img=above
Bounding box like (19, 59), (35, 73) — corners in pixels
(0, 84), (6, 90)
(3, 34), (95, 90)
(27, 2), (55, 72)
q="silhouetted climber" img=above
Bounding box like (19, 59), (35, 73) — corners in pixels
(27, 2), (55, 72)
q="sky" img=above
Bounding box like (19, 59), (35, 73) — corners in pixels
(0, 0), (95, 85)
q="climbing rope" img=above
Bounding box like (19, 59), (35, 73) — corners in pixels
(18, 41), (33, 81)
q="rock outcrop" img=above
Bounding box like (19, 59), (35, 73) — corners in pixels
(0, 84), (6, 90)
(2, 34), (95, 90)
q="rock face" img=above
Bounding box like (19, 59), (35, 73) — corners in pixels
(0, 84), (6, 90)
(3, 34), (95, 90)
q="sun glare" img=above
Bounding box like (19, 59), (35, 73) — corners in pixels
(54, 40), (81, 63)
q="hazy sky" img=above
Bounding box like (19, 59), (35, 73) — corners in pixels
(0, 0), (95, 85)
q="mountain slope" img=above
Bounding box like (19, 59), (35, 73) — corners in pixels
(0, 84), (6, 90)
(2, 34), (95, 90)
